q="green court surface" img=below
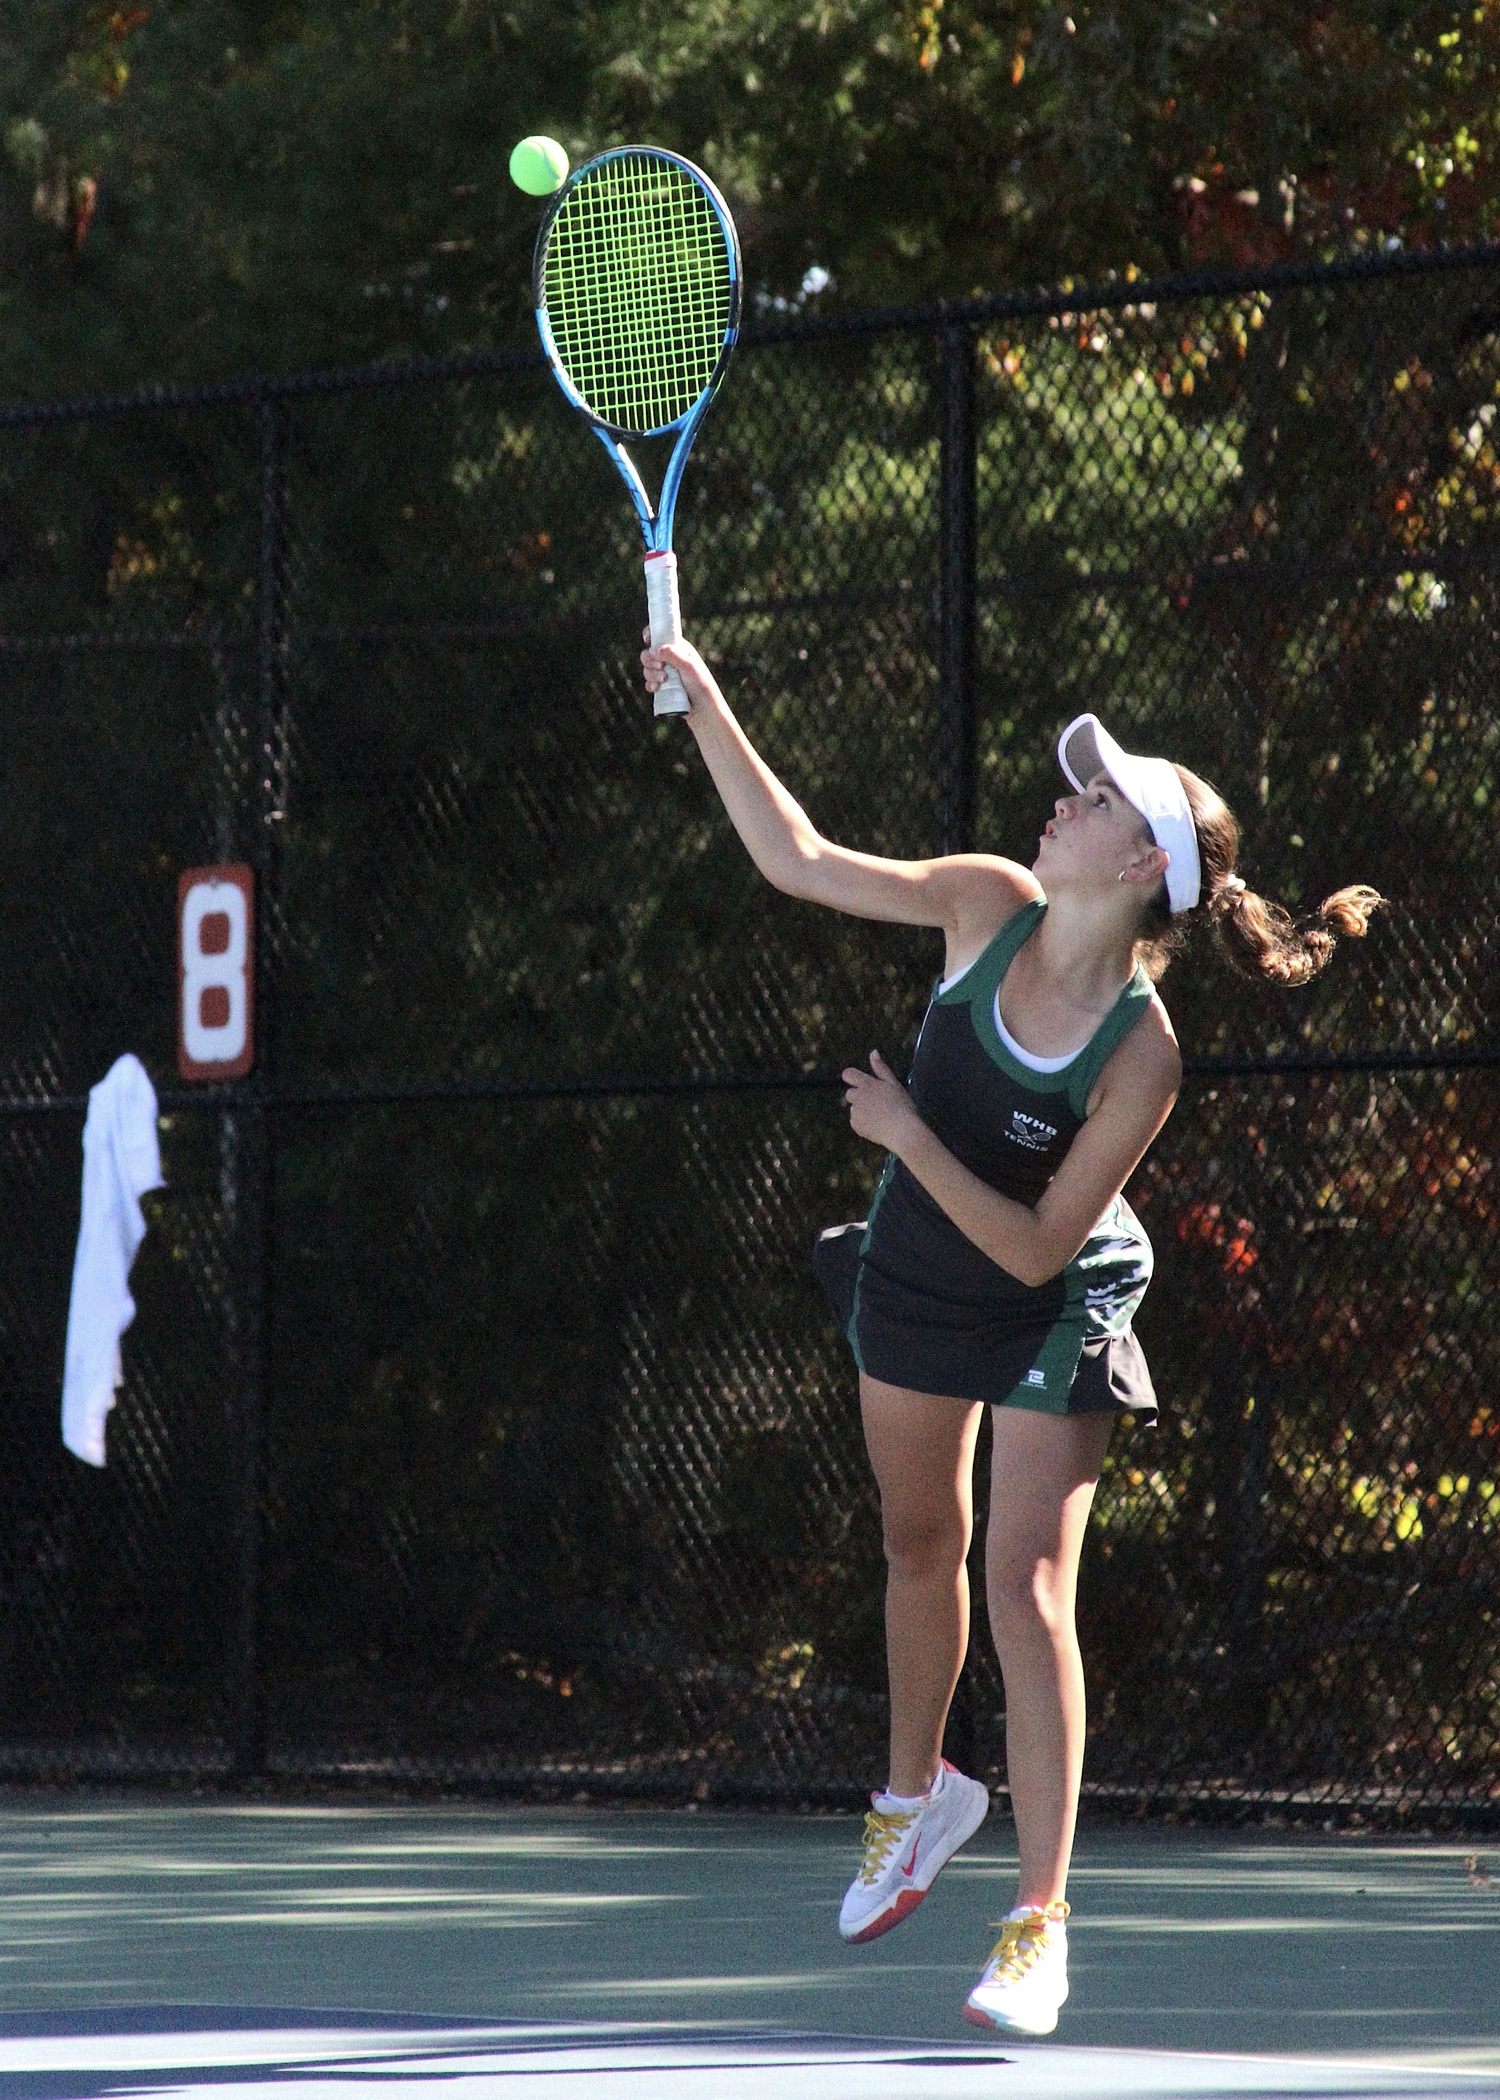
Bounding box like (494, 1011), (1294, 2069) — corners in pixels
(0, 1793), (1494, 2096)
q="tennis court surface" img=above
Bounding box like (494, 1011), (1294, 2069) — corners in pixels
(0, 1795), (1494, 2098)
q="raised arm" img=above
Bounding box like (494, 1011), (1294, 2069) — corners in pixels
(644, 634), (1038, 940)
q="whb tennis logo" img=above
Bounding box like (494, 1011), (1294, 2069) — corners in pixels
(1007, 1109), (1057, 1152)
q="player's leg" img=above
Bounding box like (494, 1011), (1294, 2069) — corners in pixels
(987, 1403), (1114, 1902)
(964, 1403), (1114, 2032)
(863, 1371), (982, 1792)
(839, 1373), (989, 1943)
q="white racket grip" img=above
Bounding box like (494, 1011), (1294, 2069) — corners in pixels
(645, 550), (690, 717)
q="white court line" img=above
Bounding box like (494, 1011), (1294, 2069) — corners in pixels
(0, 2021), (1496, 2099)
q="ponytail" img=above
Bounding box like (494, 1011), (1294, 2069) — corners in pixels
(1131, 763), (1384, 984)
(1207, 880), (1384, 987)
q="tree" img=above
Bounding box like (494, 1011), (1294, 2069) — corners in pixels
(608, 2), (1500, 303)
(3, 4), (1500, 395)
(0, 0), (596, 393)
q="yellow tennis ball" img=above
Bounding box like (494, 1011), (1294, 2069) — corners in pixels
(509, 136), (569, 197)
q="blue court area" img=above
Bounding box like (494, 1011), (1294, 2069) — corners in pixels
(0, 1794), (1494, 2098)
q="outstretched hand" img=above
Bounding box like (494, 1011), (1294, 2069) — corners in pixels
(639, 628), (723, 715)
(842, 1050), (922, 1154)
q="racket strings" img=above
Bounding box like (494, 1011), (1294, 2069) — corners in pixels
(543, 153), (731, 435)
(553, 173), (720, 421)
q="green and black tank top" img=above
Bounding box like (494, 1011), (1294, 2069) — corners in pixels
(846, 896), (1159, 1414)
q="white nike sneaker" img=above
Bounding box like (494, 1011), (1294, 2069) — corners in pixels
(837, 1759), (989, 1944)
(963, 1903), (1070, 2035)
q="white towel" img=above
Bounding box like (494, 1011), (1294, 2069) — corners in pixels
(62, 1054), (165, 1467)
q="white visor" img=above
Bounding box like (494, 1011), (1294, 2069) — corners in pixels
(1057, 714), (1201, 914)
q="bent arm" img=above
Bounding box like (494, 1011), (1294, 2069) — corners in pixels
(861, 1023), (1180, 1288)
(647, 635), (1036, 931)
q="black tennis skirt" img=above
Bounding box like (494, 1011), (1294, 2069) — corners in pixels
(812, 1217), (1157, 1419)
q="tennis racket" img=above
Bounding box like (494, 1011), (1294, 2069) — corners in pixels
(533, 146), (742, 716)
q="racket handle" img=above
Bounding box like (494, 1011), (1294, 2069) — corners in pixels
(644, 550), (690, 717)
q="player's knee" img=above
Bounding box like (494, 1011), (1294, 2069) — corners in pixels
(988, 1547), (1071, 1639)
(881, 1502), (967, 1583)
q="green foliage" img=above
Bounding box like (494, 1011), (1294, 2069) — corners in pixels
(630, 2), (1500, 299)
(0, 0), (596, 392)
(4, 5), (1500, 394)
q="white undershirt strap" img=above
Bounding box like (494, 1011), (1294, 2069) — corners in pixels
(993, 997), (1087, 1073)
(937, 959), (1090, 1070)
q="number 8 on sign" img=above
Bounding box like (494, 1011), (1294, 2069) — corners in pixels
(178, 864), (255, 1081)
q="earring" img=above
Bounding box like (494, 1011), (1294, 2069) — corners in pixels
(1116, 870), (1128, 884)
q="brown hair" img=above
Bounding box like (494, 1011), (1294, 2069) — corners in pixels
(1133, 765), (1384, 984)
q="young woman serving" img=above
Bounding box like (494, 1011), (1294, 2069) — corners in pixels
(641, 630), (1380, 2036)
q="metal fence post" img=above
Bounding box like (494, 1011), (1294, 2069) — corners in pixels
(937, 323), (978, 857)
(234, 391), (289, 1779)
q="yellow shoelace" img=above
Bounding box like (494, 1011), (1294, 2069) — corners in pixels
(857, 1805), (918, 1884)
(982, 1903), (1068, 1979)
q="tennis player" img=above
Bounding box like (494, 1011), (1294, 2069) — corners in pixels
(641, 630), (1380, 2034)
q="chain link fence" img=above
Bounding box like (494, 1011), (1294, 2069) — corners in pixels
(0, 243), (1496, 1822)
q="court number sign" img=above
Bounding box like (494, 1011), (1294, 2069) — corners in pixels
(177, 865), (255, 1081)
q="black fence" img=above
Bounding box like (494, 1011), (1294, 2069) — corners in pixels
(0, 241), (1497, 1822)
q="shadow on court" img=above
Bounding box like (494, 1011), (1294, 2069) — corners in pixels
(0, 1794), (1493, 2095)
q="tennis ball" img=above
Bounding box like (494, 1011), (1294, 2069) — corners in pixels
(509, 136), (569, 197)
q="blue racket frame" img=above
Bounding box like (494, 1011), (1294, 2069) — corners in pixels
(533, 145), (742, 559)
